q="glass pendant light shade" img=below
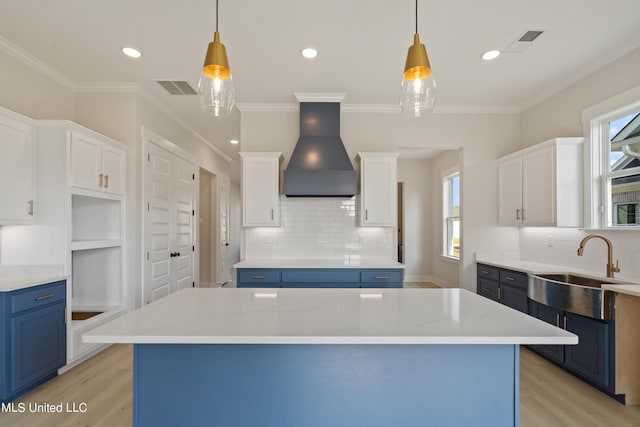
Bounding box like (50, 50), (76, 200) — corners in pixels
(400, 33), (436, 118)
(198, 31), (235, 117)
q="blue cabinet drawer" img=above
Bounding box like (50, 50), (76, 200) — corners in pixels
(499, 269), (528, 290)
(10, 281), (66, 314)
(281, 270), (360, 283)
(477, 278), (499, 301)
(360, 270), (403, 283)
(477, 264), (499, 281)
(238, 270), (281, 284)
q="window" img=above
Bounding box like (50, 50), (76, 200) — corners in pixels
(443, 171), (460, 258)
(599, 108), (640, 228)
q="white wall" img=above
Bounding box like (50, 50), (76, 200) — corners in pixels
(0, 50), (76, 120)
(397, 159), (432, 281)
(519, 47), (640, 282)
(241, 110), (522, 291)
(431, 150), (462, 287)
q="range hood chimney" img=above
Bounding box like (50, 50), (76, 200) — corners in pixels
(283, 102), (357, 197)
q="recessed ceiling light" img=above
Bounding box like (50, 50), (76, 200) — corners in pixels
(230, 139), (239, 145)
(122, 47), (142, 58)
(481, 50), (501, 61)
(301, 48), (318, 59)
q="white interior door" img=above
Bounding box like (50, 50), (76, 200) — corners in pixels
(217, 174), (231, 284)
(173, 155), (195, 291)
(145, 142), (172, 304)
(144, 138), (196, 304)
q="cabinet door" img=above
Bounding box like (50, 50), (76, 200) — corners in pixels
(500, 283), (528, 313)
(102, 145), (126, 195)
(564, 312), (611, 389)
(242, 156), (280, 226)
(70, 131), (102, 191)
(360, 156), (397, 226)
(0, 115), (33, 223)
(527, 300), (564, 364)
(497, 156), (522, 226)
(10, 303), (66, 392)
(522, 146), (555, 225)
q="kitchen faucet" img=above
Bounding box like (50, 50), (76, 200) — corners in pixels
(576, 234), (620, 278)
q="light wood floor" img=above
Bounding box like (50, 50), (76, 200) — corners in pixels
(2, 333), (640, 426)
(403, 281), (442, 288)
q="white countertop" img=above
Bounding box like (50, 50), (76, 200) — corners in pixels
(475, 254), (639, 284)
(84, 288), (577, 345)
(0, 266), (66, 292)
(233, 259), (405, 269)
(602, 284), (640, 298)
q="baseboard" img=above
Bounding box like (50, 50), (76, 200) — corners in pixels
(403, 275), (431, 282)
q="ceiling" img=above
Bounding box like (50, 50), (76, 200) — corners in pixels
(1, 0), (640, 162)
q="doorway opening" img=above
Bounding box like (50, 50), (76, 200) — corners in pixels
(199, 168), (217, 287)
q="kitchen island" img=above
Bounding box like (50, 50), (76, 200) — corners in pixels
(84, 287), (576, 427)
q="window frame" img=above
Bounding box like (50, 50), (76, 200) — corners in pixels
(442, 169), (460, 260)
(583, 87), (640, 230)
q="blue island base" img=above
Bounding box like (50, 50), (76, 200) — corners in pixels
(134, 344), (520, 427)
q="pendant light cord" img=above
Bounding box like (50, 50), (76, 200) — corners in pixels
(216, 0), (219, 32)
(415, 0), (418, 34)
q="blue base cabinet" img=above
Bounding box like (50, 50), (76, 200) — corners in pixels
(476, 264), (528, 312)
(528, 299), (616, 396)
(1, 281), (67, 403)
(133, 343), (519, 427)
(237, 268), (403, 288)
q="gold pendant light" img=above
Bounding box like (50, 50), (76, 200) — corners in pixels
(400, 0), (436, 118)
(198, 0), (235, 117)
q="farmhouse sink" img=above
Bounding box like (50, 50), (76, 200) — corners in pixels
(529, 273), (620, 320)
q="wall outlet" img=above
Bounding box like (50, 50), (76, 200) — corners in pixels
(546, 235), (554, 247)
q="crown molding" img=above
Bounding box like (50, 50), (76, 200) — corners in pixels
(76, 82), (140, 93)
(433, 105), (521, 114)
(0, 34), (77, 91)
(294, 92), (346, 103)
(236, 103), (298, 112)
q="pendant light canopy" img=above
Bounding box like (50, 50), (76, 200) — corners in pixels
(400, 0), (436, 118)
(198, 0), (235, 117)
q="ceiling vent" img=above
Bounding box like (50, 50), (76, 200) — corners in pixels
(505, 30), (545, 53)
(155, 80), (197, 95)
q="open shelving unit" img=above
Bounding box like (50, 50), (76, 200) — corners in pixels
(69, 192), (125, 359)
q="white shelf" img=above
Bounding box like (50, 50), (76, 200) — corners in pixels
(71, 247), (121, 308)
(70, 239), (122, 251)
(71, 194), (121, 241)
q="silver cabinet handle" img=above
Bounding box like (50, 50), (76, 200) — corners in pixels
(516, 209), (520, 220)
(556, 313), (560, 328)
(365, 209), (368, 221)
(104, 174), (109, 189)
(271, 209), (274, 220)
(252, 275), (265, 279)
(35, 294), (54, 301)
(375, 276), (388, 280)
(28, 200), (34, 216)
(505, 276), (515, 281)
(563, 315), (567, 330)
(99, 173), (104, 187)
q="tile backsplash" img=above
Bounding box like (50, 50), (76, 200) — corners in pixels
(243, 197), (394, 260)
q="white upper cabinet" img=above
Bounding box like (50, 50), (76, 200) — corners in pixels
(0, 111), (34, 224)
(70, 131), (125, 195)
(358, 153), (399, 227)
(240, 152), (281, 227)
(498, 138), (584, 227)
